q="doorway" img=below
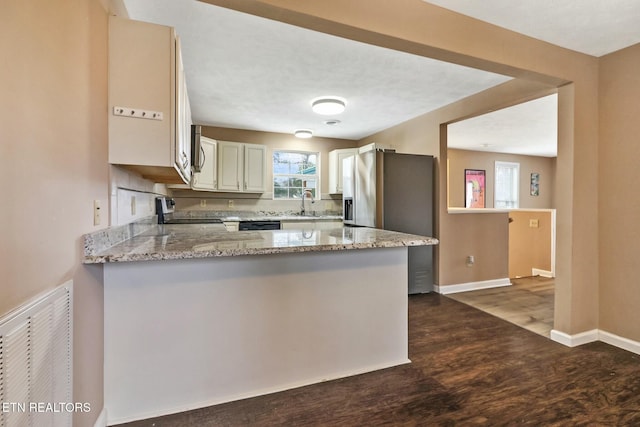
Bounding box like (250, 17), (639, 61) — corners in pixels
(445, 94), (558, 336)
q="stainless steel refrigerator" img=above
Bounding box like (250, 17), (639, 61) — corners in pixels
(343, 144), (434, 294)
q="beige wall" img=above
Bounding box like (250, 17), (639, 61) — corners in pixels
(509, 210), (553, 278)
(598, 43), (640, 342)
(213, 0), (601, 335)
(0, 0), (108, 425)
(2, 4), (636, 424)
(361, 80), (556, 287)
(202, 126), (356, 194)
(171, 126), (355, 212)
(448, 149), (555, 209)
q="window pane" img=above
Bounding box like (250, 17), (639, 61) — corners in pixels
(274, 177), (288, 188)
(274, 187), (288, 199)
(495, 162), (519, 208)
(289, 177), (302, 187)
(290, 188), (302, 199)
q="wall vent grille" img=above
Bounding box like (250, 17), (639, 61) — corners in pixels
(0, 281), (72, 427)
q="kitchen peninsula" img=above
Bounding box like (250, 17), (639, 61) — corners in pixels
(84, 222), (438, 424)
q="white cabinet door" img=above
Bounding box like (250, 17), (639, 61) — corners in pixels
(108, 17), (190, 185)
(191, 137), (217, 191)
(329, 148), (358, 193)
(175, 37), (191, 183)
(217, 141), (243, 191)
(244, 143), (267, 192)
(216, 141), (267, 193)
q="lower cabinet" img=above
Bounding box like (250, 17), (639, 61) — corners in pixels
(280, 220), (343, 230)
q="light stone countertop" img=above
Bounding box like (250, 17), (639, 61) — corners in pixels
(83, 224), (438, 264)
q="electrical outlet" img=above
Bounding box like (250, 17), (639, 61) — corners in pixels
(466, 255), (475, 267)
(228, 200), (234, 208)
(93, 200), (101, 226)
(200, 199), (207, 207)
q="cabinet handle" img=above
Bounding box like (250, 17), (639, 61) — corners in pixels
(237, 181), (240, 190)
(244, 182), (247, 190)
(199, 146), (205, 169)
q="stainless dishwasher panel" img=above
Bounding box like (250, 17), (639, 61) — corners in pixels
(238, 221), (281, 231)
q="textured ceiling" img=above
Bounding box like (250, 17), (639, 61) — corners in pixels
(123, 0), (511, 141)
(122, 0), (639, 156)
(423, 0), (640, 57)
(447, 94), (558, 157)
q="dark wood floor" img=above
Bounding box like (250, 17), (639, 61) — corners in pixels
(117, 293), (640, 426)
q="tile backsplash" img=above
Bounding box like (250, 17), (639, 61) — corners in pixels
(110, 165), (169, 225)
(171, 190), (342, 216)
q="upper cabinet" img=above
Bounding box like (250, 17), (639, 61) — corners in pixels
(191, 137), (217, 191)
(108, 17), (191, 184)
(328, 148), (358, 194)
(217, 141), (267, 193)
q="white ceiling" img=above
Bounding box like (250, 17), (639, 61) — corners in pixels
(447, 94), (558, 157)
(123, 0), (511, 140)
(423, 0), (640, 57)
(123, 1), (640, 157)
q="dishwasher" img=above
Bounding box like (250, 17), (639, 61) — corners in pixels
(238, 221), (281, 231)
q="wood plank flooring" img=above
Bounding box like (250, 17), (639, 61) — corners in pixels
(447, 275), (554, 337)
(116, 292), (640, 426)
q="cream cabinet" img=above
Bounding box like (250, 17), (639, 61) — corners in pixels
(328, 148), (358, 194)
(108, 17), (191, 184)
(217, 141), (267, 193)
(281, 220), (343, 230)
(191, 137), (217, 191)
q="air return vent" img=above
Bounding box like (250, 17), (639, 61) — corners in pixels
(0, 282), (72, 427)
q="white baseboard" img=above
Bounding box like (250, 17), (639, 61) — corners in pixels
(435, 277), (511, 295)
(550, 329), (599, 347)
(94, 407), (107, 427)
(551, 329), (640, 356)
(599, 330), (640, 355)
(531, 268), (554, 278)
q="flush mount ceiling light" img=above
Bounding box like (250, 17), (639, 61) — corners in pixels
(294, 129), (313, 139)
(311, 97), (347, 115)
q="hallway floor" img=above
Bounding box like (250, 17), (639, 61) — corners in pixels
(447, 275), (554, 337)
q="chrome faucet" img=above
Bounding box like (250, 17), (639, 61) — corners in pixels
(300, 190), (307, 216)
(300, 189), (315, 216)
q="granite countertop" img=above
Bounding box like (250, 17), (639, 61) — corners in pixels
(83, 224), (438, 264)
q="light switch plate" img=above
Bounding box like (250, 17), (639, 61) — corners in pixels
(93, 200), (101, 226)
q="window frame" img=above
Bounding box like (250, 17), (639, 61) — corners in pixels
(494, 161), (520, 209)
(272, 149), (320, 201)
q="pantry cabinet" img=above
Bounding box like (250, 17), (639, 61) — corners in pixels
(217, 141), (267, 193)
(108, 16), (191, 184)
